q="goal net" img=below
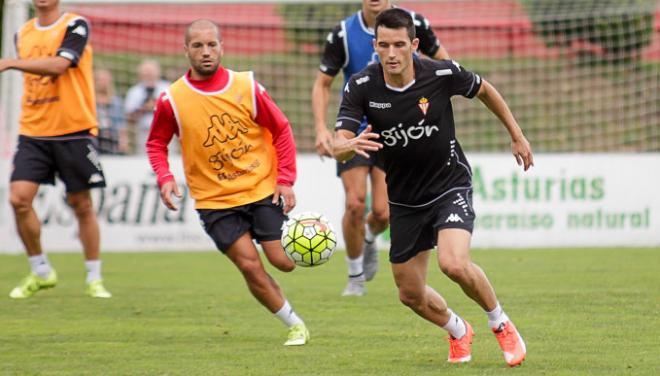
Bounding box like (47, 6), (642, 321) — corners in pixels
(2, 0), (659, 156)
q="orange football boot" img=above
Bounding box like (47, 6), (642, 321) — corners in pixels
(447, 320), (474, 363)
(493, 321), (526, 367)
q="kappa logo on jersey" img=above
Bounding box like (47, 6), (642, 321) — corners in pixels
(88, 173), (104, 184)
(418, 97), (429, 116)
(72, 25), (87, 37)
(445, 213), (464, 223)
(369, 101), (391, 109)
(356, 76), (370, 85)
(203, 113), (249, 147)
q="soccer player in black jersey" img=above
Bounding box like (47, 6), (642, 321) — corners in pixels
(312, 0), (450, 296)
(333, 8), (533, 367)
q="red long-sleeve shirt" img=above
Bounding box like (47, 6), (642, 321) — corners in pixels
(146, 66), (296, 188)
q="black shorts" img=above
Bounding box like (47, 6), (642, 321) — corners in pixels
(389, 187), (475, 264)
(336, 151), (383, 177)
(10, 134), (106, 192)
(197, 195), (287, 253)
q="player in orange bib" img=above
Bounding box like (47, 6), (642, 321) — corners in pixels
(0, 0), (111, 299)
(147, 20), (309, 346)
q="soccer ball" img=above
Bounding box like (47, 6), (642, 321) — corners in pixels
(281, 212), (337, 267)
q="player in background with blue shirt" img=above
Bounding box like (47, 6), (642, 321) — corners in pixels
(311, 0), (450, 296)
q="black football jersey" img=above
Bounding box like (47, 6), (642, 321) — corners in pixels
(335, 57), (482, 207)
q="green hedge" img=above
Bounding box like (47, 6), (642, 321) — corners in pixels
(525, 0), (654, 64)
(278, 3), (359, 51)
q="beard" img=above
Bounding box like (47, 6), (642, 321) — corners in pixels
(192, 60), (220, 78)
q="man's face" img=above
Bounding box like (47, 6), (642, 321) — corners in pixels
(363, 0), (390, 14)
(33, 0), (59, 11)
(95, 70), (112, 92)
(374, 26), (418, 76)
(139, 63), (160, 87)
(184, 27), (223, 78)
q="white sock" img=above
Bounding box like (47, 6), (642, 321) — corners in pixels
(442, 310), (467, 339)
(486, 302), (510, 330)
(275, 300), (304, 328)
(29, 254), (52, 279)
(364, 224), (376, 243)
(346, 255), (364, 278)
(85, 260), (102, 283)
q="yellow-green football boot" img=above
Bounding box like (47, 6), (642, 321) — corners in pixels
(9, 270), (58, 299)
(86, 280), (112, 298)
(284, 323), (310, 346)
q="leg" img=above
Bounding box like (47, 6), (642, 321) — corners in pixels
(340, 166), (369, 260)
(436, 228), (497, 311)
(8, 181), (59, 298)
(225, 233), (287, 313)
(66, 190), (111, 298)
(393, 249), (475, 363)
(66, 190), (100, 261)
(362, 167), (389, 281)
(261, 239), (295, 272)
(391, 250), (452, 327)
(437, 225), (525, 366)
(366, 167), (389, 235)
(9, 181), (42, 256)
(226, 233), (308, 346)
(339, 166), (369, 295)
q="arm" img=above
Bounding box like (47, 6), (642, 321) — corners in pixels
(311, 71), (335, 157)
(415, 12), (450, 60)
(433, 45), (450, 60)
(1, 18), (90, 76)
(254, 81), (297, 213)
(312, 25), (345, 158)
(331, 76), (381, 161)
(0, 56), (70, 76)
(476, 80), (534, 170)
(146, 92), (181, 210)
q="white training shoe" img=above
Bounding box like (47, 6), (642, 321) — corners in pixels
(341, 275), (366, 296)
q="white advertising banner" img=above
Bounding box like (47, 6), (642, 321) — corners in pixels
(0, 153), (658, 253)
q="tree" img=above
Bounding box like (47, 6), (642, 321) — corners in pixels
(525, 0), (654, 64)
(278, 3), (358, 53)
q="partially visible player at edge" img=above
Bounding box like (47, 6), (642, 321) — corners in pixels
(1, 0), (111, 299)
(147, 20), (309, 346)
(333, 9), (533, 366)
(312, 0), (450, 296)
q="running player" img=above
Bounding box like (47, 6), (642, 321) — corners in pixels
(312, 0), (450, 296)
(333, 9), (532, 366)
(147, 20), (308, 346)
(1, 0), (111, 299)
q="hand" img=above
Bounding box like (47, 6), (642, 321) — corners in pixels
(160, 180), (182, 211)
(349, 125), (382, 158)
(0, 59), (10, 73)
(511, 136), (534, 171)
(315, 128), (333, 159)
(142, 98), (156, 112)
(273, 184), (296, 214)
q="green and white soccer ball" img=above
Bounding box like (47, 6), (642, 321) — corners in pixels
(281, 212), (337, 267)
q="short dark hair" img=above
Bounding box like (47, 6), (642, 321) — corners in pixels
(375, 8), (416, 41)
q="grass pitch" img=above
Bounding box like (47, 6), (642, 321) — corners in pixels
(1, 248), (659, 375)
